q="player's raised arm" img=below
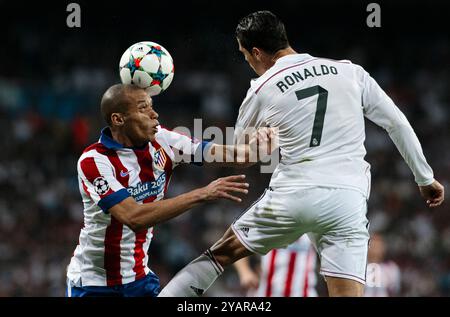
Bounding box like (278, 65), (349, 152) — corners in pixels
(108, 175), (249, 232)
(360, 67), (444, 207)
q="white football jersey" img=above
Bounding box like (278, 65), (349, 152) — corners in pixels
(234, 54), (434, 197)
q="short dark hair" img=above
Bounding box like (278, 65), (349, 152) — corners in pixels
(100, 84), (141, 126)
(236, 11), (289, 54)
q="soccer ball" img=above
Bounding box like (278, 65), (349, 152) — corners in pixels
(119, 41), (174, 96)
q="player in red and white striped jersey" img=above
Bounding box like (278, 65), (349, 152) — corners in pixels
(235, 235), (317, 297)
(66, 84), (262, 297)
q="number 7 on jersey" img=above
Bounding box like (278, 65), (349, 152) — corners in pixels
(295, 85), (328, 147)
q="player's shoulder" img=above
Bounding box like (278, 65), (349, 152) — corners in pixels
(249, 53), (318, 94)
(251, 53), (365, 96)
(314, 56), (371, 87)
(155, 125), (194, 142)
(314, 55), (369, 75)
(314, 55), (352, 64)
(78, 142), (112, 166)
(155, 125), (176, 137)
(154, 125), (175, 148)
(155, 125), (200, 154)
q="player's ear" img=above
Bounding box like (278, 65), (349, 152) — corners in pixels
(111, 113), (126, 126)
(251, 47), (260, 58)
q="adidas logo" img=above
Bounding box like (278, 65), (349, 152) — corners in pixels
(241, 227), (249, 237)
(190, 285), (204, 296)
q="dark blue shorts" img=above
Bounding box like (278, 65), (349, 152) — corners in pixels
(66, 272), (160, 297)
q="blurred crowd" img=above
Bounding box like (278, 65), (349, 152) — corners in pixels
(0, 1), (449, 296)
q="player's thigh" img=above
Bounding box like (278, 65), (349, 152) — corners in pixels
(231, 187), (306, 256)
(308, 188), (370, 285)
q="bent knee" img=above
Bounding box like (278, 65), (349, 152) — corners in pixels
(210, 228), (253, 267)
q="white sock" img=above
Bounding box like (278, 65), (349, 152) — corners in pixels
(158, 249), (224, 297)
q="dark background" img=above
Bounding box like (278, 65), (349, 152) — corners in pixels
(0, 0), (449, 296)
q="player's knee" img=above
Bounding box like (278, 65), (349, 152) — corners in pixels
(210, 228), (253, 268)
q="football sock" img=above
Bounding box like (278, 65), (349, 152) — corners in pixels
(158, 249), (224, 297)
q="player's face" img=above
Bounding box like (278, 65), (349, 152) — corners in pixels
(123, 90), (159, 146)
(238, 39), (265, 76)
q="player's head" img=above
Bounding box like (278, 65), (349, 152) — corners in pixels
(368, 233), (386, 263)
(101, 84), (159, 146)
(236, 11), (289, 76)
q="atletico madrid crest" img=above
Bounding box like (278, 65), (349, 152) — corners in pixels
(154, 148), (167, 171)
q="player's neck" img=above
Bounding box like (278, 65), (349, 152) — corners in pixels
(111, 129), (134, 148)
(271, 46), (297, 63)
(259, 47), (297, 76)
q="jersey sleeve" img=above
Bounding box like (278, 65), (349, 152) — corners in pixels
(78, 154), (130, 213)
(156, 126), (212, 166)
(359, 66), (434, 186)
(233, 87), (266, 145)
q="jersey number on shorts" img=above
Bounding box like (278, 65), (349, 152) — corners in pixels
(295, 85), (328, 147)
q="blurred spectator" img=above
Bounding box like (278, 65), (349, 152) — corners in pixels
(364, 233), (401, 297)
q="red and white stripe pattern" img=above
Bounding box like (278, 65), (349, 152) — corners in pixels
(256, 235), (317, 297)
(67, 127), (201, 287)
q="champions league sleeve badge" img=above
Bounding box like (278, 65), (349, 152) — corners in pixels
(93, 176), (110, 195)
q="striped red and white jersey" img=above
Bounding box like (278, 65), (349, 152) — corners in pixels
(256, 235), (317, 297)
(67, 126), (208, 287)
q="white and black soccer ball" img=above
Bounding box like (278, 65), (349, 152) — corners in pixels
(119, 41), (175, 96)
(93, 177), (110, 196)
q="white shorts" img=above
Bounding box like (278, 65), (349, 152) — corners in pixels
(231, 186), (370, 284)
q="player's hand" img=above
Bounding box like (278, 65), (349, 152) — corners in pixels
(419, 180), (445, 208)
(203, 175), (249, 202)
(249, 127), (279, 159)
(238, 269), (260, 291)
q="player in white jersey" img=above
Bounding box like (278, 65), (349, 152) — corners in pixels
(159, 11), (444, 297)
(66, 84), (272, 297)
(234, 235), (317, 297)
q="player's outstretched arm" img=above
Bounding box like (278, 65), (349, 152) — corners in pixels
(206, 127), (277, 168)
(361, 68), (445, 207)
(108, 175), (249, 232)
(419, 180), (445, 208)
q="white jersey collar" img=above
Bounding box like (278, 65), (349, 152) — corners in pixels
(250, 53), (314, 89)
(274, 53), (314, 66)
